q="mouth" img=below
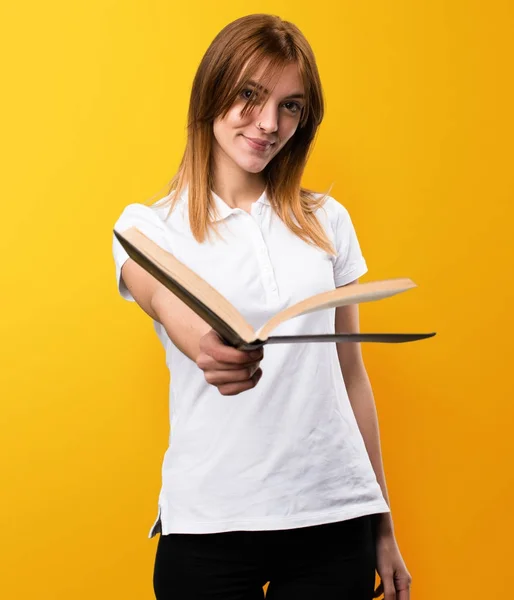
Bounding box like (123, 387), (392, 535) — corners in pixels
(243, 136), (275, 152)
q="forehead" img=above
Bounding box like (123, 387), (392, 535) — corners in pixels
(240, 60), (304, 96)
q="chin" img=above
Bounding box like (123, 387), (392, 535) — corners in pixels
(234, 158), (268, 174)
(243, 164), (267, 174)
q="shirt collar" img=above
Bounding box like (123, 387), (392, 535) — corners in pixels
(211, 188), (270, 222)
(175, 186), (270, 223)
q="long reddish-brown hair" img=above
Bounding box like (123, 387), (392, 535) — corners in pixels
(153, 13), (335, 254)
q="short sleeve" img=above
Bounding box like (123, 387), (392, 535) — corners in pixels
(112, 203), (173, 301)
(325, 198), (368, 287)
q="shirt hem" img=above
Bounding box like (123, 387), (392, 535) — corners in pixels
(150, 501), (390, 537)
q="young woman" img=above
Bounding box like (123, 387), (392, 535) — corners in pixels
(113, 13), (412, 600)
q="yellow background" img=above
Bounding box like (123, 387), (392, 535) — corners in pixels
(1, 1), (513, 598)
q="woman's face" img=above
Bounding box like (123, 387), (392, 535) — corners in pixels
(212, 62), (305, 175)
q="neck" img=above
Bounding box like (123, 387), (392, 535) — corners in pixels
(212, 147), (266, 211)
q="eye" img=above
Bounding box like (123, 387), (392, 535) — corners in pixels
(283, 101), (302, 115)
(241, 89), (257, 101)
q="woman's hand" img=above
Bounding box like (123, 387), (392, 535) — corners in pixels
(375, 532), (412, 599)
(196, 329), (263, 395)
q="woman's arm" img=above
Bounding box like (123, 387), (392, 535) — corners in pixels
(121, 258), (211, 361)
(336, 280), (413, 599)
(120, 258), (263, 395)
(335, 280), (394, 536)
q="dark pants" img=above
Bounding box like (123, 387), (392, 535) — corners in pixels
(153, 514), (378, 599)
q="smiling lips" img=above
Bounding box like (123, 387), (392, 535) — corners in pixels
(244, 136), (274, 151)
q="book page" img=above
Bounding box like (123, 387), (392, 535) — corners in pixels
(256, 278), (416, 340)
(118, 228), (257, 344)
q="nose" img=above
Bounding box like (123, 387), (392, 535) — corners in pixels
(256, 101), (279, 134)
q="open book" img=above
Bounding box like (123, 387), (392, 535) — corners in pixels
(114, 227), (436, 350)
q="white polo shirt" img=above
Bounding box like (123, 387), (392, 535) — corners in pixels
(112, 188), (390, 537)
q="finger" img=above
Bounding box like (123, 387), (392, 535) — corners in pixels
(398, 588), (410, 600)
(218, 368), (262, 396)
(395, 570), (412, 600)
(397, 582), (411, 600)
(205, 332), (263, 365)
(205, 364), (260, 385)
(381, 574), (396, 600)
(213, 347), (263, 367)
(205, 343), (262, 366)
(197, 354), (261, 372)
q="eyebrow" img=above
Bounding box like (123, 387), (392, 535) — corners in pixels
(246, 79), (305, 100)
